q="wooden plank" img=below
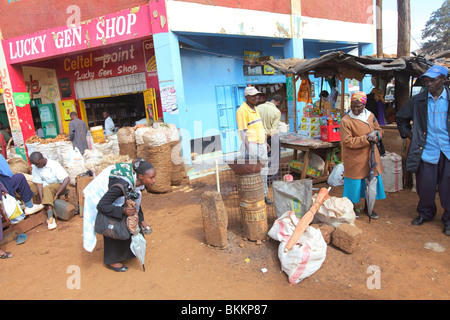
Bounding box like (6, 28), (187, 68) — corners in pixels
(0, 210), (47, 245)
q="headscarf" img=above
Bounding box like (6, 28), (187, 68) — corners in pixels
(109, 163), (135, 187)
(351, 91), (367, 105)
(349, 92), (371, 123)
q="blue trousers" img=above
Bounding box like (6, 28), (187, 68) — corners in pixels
(416, 152), (450, 226)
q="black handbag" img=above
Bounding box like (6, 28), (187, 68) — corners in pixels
(94, 183), (131, 241)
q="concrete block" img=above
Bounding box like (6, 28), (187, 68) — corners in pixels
(331, 223), (362, 253)
(201, 191), (228, 247)
(311, 223), (335, 244)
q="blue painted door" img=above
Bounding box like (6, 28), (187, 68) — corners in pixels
(215, 85), (246, 154)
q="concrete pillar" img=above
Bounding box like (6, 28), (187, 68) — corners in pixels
(153, 31), (191, 164)
(0, 41), (35, 161)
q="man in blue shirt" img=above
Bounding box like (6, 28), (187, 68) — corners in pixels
(396, 65), (450, 236)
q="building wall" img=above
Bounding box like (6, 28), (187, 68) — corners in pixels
(171, 0), (291, 14)
(0, 0), (148, 39)
(179, 35), (285, 141)
(301, 0), (374, 24)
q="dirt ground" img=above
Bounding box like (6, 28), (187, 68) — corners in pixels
(0, 164), (449, 301)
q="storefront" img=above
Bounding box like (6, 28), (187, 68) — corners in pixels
(0, 3), (163, 158)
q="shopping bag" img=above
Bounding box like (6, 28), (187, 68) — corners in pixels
(1, 194), (25, 224)
(268, 211), (327, 284)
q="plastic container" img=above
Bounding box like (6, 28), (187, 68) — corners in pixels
(90, 126), (105, 143)
(320, 125), (341, 142)
(54, 199), (76, 221)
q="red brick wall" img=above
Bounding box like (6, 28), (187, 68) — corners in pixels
(301, 0), (374, 24)
(0, 0), (148, 39)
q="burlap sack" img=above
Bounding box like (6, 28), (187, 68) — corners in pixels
(8, 157), (31, 174)
(170, 140), (185, 185)
(117, 127), (136, 159)
(145, 142), (172, 193)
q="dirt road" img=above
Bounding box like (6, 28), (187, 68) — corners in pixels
(0, 172), (448, 301)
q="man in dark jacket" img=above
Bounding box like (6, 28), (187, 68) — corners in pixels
(396, 65), (450, 236)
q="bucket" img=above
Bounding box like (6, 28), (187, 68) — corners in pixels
(236, 173), (264, 201)
(90, 126), (105, 143)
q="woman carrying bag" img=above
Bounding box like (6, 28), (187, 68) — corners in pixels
(340, 92), (386, 219)
(82, 158), (156, 272)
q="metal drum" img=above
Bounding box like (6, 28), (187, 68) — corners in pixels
(236, 173), (268, 241)
(236, 173), (264, 200)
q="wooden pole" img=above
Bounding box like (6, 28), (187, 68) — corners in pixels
(376, 0), (383, 58)
(293, 75), (300, 131)
(395, 0), (411, 112)
(336, 75), (346, 117)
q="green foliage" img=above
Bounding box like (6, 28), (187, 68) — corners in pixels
(421, 0), (450, 55)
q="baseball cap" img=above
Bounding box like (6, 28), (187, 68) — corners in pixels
(244, 86), (262, 96)
(420, 65), (448, 79)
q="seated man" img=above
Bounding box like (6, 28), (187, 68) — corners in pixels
(0, 150), (43, 216)
(29, 152), (70, 230)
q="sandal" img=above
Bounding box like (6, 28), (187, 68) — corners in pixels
(15, 233), (27, 245)
(0, 251), (13, 259)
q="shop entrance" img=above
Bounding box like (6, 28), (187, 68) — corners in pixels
(82, 92), (147, 130)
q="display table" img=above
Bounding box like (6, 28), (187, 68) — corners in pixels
(280, 132), (340, 184)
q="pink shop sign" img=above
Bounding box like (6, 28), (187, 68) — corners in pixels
(3, 4), (152, 64)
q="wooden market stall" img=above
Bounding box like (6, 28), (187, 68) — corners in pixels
(264, 51), (435, 183)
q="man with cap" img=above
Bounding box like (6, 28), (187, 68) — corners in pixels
(396, 65), (450, 235)
(236, 86), (271, 203)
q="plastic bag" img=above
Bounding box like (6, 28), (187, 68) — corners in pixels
(68, 147), (84, 167)
(1, 194), (25, 224)
(268, 211), (327, 284)
(272, 180), (312, 219)
(312, 196), (356, 227)
(327, 163), (344, 186)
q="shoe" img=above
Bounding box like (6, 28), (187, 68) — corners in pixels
(444, 226), (450, 236)
(364, 211), (379, 219)
(106, 264), (128, 272)
(24, 203), (44, 215)
(412, 216), (427, 226)
(47, 217), (57, 230)
(264, 196), (273, 205)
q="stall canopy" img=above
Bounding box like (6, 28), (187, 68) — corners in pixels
(265, 51), (435, 122)
(265, 51), (434, 80)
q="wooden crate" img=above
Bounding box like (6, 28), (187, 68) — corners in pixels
(76, 175), (94, 218)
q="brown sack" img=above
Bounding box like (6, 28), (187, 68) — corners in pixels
(117, 127), (137, 159)
(146, 142), (172, 193)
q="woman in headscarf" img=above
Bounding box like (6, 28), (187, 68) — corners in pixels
(96, 158), (156, 272)
(340, 92), (386, 219)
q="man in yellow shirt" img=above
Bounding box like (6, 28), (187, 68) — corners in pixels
(236, 86), (271, 203)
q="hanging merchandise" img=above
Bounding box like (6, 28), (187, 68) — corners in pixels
(297, 78), (313, 104)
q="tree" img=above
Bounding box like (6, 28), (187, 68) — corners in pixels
(421, 0), (450, 55)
